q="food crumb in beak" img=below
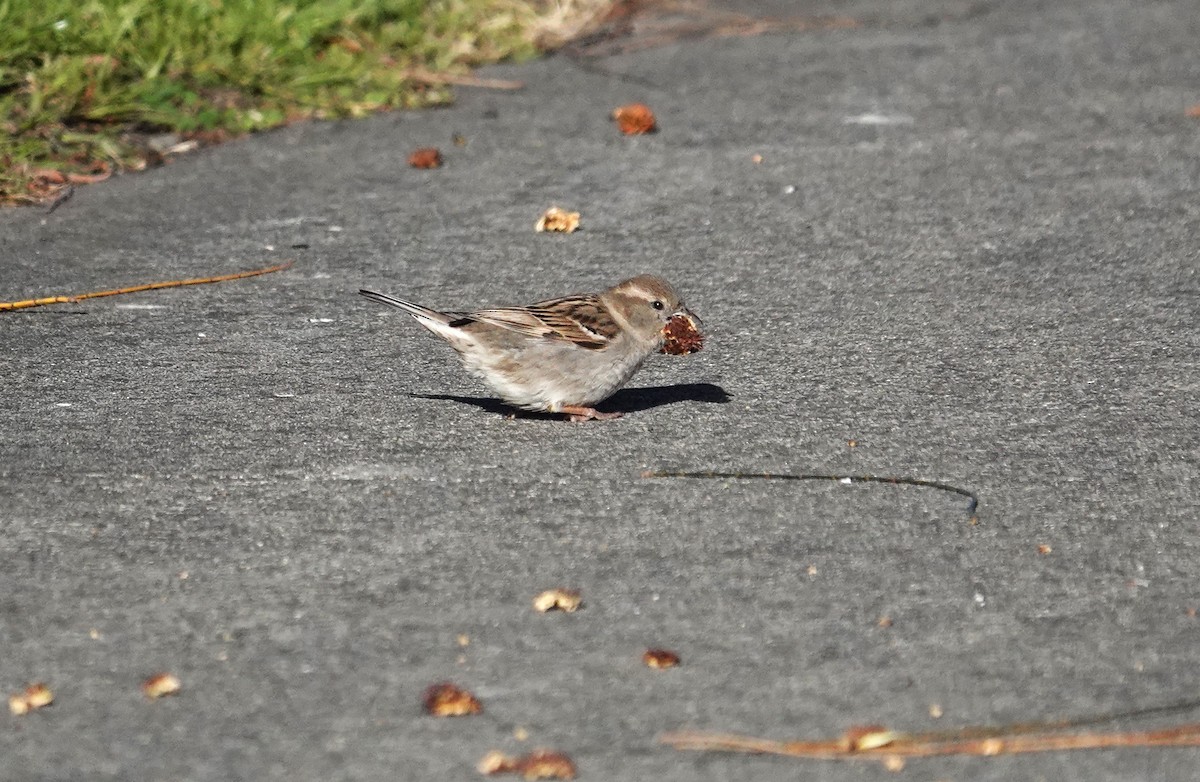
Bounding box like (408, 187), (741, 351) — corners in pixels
(660, 313), (704, 355)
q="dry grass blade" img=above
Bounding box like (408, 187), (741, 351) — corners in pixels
(0, 260), (294, 312)
(662, 721), (1200, 764)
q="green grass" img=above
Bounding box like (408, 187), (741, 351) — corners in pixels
(0, 0), (579, 204)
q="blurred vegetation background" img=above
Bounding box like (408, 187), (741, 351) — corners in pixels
(0, 0), (608, 204)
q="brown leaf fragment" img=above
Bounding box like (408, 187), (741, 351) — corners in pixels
(408, 147), (443, 168)
(9, 682), (54, 715)
(478, 750), (520, 775)
(643, 648), (681, 669)
(25, 683), (54, 709)
(612, 102), (657, 134)
(422, 682), (482, 716)
(1186, 104), (1200, 118)
(480, 749), (576, 779)
(535, 207), (580, 233)
(533, 588), (582, 613)
(517, 750), (576, 780)
(142, 673), (182, 699)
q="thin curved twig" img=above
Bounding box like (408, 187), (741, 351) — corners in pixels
(642, 470), (979, 521)
(1, 260), (294, 312)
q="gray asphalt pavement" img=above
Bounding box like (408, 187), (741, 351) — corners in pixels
(3, 1), (1199, 779)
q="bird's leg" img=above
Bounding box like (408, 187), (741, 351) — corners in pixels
(558, 405), (624, 422)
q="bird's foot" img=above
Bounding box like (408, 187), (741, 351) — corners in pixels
(559, 405), (624, 422)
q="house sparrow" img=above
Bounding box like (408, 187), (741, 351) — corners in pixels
(359, 275), (703, 421)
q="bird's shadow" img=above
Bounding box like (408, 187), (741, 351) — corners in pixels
(411, 383), (731, 420)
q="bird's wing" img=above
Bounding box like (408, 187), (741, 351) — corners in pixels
(469, 295), (618, 350)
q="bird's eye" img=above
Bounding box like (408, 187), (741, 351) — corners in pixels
(651, 300), (664, 310)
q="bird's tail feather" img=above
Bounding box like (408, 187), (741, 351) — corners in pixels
(359, 289), (453, 324)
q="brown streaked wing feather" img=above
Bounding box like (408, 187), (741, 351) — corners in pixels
(466, 307), (554, 337)
(530, 295), (620, 341)
(470, 295), (614, 349)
